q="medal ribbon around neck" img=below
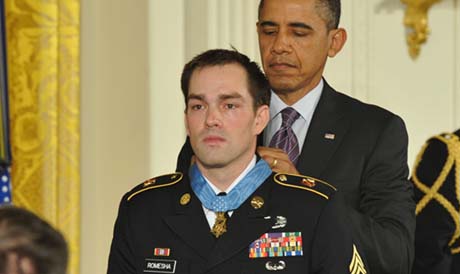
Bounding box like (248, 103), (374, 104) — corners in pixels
(190, 159), (272, 212)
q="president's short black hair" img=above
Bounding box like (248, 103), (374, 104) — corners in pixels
(258, 0), (341, 30)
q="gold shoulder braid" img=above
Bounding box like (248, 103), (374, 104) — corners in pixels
(412, 132), (460, 253)
(127, 172), (183, 201)
(274, 173), (336, 200)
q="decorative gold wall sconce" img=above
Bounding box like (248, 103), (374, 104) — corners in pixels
(401, 0), (441, 59)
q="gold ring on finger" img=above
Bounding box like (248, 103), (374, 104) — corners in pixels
(271, 159), (278, 168)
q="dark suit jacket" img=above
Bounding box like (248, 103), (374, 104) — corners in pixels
(107, 172), (367, 274)
(411, 129), (460, 274)
(176, 80), (415, 274)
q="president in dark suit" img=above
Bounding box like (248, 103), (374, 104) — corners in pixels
(411, 129), (460, 274)
(109, 49), (368, 274)
(177, 1), (415, 274)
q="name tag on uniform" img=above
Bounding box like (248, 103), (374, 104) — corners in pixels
(144, 259), (176, 273)
(249, 232), (303, 258)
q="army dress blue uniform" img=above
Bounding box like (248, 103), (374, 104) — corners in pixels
(411, 129), (460, 274)
(107, 162), (367, 274)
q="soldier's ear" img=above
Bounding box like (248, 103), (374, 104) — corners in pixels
(184, 113), (190, 136)
(254, 105), (269, 135)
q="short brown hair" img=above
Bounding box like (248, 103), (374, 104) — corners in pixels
(181, 49), (270, 110)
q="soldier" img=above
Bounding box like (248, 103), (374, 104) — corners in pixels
(107, 49), (367, 274)
(411, 129), (460, 274)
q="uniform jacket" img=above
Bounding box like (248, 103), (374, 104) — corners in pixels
(107, 171), (367, 274)
(411, 129), (460, 274)
(176, 80), (416, 274)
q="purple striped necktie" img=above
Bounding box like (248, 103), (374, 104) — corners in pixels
(269, 107), (301, 164)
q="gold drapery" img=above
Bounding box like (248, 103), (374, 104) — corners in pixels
(5, 1), (80, 274)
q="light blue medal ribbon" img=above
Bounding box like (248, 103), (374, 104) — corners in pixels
(190, 159), (272, 212)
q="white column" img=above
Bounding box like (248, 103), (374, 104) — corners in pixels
(350, 1), (370, 101)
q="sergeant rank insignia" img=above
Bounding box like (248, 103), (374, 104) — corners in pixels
(349, 244), (367, 274)
(249, 232), (303, 258)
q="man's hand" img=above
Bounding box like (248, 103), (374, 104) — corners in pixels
(257, 146), (299, 174)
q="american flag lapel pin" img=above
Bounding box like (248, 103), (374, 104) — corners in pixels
(324, 133), (335, 140)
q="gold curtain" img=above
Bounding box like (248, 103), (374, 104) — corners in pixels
(5, 1), (80, 274)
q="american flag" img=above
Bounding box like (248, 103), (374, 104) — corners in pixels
(0, 167), (11, 204)
(0, 0), (12, 206)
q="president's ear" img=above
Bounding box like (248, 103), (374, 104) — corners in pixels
(328, 28), (347, 58)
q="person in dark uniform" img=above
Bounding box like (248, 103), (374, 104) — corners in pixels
(107, 49), (367, 274)
(177, 1), (415, 274)
(411, 129), (460, 274)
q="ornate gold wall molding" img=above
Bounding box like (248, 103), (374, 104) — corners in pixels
(5, 1), (80, 274)
(401, 0), (441, 59)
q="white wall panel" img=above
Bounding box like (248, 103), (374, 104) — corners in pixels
(81, 1), (150, 273)
(455, 0), (460, 128)
(186, 0), (260, 62)
(149, 1), (186, 175)
(244, 1), (260, 61)
(185, 0), (209, 59)
(390, 0), (459, 163)
(218, 1), (231, 47)
(231, 0), (244, 48)
(351, 1), (371, 100)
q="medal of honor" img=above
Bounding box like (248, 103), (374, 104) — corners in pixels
(211, 212), (228, 238)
